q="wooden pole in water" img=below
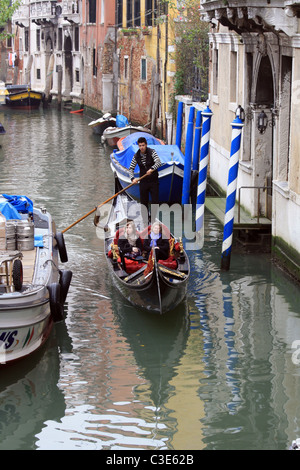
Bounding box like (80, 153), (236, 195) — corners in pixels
(176, 101), (183, 151)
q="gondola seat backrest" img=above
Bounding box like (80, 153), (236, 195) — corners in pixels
(139, 224), (181, 269)
(107, 227), (144, 274)
(107, 224), (182, 271)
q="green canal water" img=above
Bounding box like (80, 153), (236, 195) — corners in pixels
(0, 106), (300, 450)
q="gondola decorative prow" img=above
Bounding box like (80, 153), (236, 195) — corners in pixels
(144, 248), (154, 277)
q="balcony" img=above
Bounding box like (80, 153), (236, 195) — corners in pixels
(13, 3), (30, 28)
(201, 0), (300, 36)
(29, 0), (80, 26)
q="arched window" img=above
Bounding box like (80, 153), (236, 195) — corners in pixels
(255, 55), (274, 105)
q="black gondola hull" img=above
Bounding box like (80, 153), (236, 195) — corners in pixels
(108, 260), (189, 314)
(103, 193), (190, 315)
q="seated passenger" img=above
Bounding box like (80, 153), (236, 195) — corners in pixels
(143, 221), (169, 261)
(118, 221), (143, 259)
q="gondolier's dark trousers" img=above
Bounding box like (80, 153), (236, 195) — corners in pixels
(140, 180), (159, 223)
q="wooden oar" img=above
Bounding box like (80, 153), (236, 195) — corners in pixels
(61, 173), (149, 234)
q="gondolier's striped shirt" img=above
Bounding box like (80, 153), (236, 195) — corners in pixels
(129, 149), (161, 181)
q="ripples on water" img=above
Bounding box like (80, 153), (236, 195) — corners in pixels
(0, 107), (300, 450)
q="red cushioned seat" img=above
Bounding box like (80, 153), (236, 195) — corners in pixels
(158, 257), (178, 269)
(124, 258), (144, 274)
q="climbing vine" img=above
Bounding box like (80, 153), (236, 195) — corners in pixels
(161, 0), (210, 113)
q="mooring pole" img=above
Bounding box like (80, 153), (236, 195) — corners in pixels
(192, 110), (202, 171)
(181, 106), (195, 205)
(221, 116), (244, 271)
(195, 106), (213, 233)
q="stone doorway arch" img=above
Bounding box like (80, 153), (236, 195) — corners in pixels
(250, 52), (276, 219)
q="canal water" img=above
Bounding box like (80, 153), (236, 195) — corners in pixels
(0, 107), (300, 451)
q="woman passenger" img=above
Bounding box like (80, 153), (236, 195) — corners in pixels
(143, 221), (169, 261)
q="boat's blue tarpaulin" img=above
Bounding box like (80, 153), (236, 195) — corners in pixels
(120, 132), (162, 149)
(0, 194), (33, 219)
(116, 114), (129, 128)
(113, 144), (185, 171)
(0, 201), (21, 219)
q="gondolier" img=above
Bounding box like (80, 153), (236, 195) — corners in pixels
(128, 136), (162, 225)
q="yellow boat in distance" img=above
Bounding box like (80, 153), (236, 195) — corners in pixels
(5, 85), (45, 110)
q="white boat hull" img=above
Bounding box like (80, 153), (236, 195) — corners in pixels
(0, 199), (72, 365)
(102, 126), (151, 147)
(0, 302), (52, 364)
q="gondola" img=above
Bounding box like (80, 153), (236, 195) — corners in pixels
(101, 192), (190, 315)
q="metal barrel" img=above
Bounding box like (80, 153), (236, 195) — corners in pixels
(4, 220), (17, 250)
(16, 220), (34, 250)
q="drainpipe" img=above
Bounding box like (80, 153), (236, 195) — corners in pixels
(163, 8), (168, 140)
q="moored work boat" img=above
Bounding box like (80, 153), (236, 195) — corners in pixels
(88, 113), (116, 135)
(100, 192), (190, 315)
(5, 85), (44, 110)
(110, 132), (185, 204)
(0, 194), (72, 365)
(101, 114), (151, 147)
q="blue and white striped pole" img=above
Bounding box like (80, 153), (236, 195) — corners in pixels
(192, 111), (202, 171)
(176, 101), (183, 150)
(221, 116), (244, 271)
(195, 106), (213, 233)
(181, 106), (195, 205)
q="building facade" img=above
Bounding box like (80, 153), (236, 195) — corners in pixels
(115, 0), (177, 139)
(81, 0), (116, 112)
(10, 0), (116, 108)
(200, 1), (300, 279)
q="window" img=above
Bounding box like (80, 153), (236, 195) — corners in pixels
(75, 69), (80, 82)
(93, 48), (97, 76)
(141, 58), (146, 81)
(117, 0), (123, 28)
(230, 51), (237, 103)
(127, 0), (132, 27)
(134, 0), (140, 27)
(74, 27), (79, 51)
(213, 48), (218, 96)
(36, 29), (40, 51)
(58, 28), (62, 50)
(37, 68), (41, 80)
(89, 0), (96, 23)
(145, 0), (152, 26)
(124, 56), (129, 80)
(25, 29), (29, 52)
(100, 0), (104, 24)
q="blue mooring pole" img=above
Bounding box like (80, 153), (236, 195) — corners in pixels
(221, 116), (244, 271)
(176, 101), (183, 150)
(192, 111), (202, 171)
(195, 106), (213, 233)
(181, 106), (195, 205)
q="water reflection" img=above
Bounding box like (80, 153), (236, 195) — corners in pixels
(0, 331), (66, 450)
(1, 107), (300, 450)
